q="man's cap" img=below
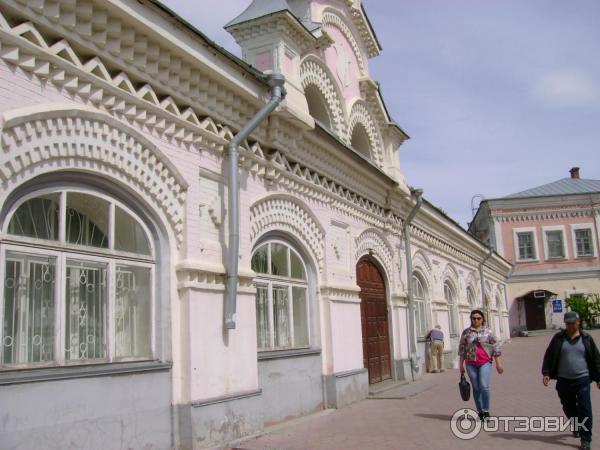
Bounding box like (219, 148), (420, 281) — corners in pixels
(564, 311), (580, 323)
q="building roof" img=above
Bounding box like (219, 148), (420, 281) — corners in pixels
(225, 0), (320, 33)
(503, 177), (600, 199)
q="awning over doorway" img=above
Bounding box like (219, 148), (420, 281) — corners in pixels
(516, 289), (557, 301)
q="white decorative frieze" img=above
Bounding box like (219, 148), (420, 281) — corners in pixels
(249, 193), (326, 272)
(0, 105), (188, 245)
(300, 57), (348, 140)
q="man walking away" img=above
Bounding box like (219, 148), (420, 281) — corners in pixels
(542, 311), (600, 450)
(426, 325), (445, 373)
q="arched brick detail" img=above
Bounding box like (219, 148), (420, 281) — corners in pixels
(300, 57), (348, 140)
(348, 101), (384, 167)
(0, 105), (188, 245)
(355, 228), (395, 283)
(321, 10), (367, 75)
(250, 194), (325, 272)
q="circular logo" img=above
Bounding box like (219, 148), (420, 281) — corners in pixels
(450, 408), (482, 440)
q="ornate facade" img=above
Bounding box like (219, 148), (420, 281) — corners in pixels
(470, 167), (600, 334)
(0, 0), (510, 448)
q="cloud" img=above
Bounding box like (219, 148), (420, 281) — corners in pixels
(532, 69), (599, 107)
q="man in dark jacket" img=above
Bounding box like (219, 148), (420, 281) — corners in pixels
(542, 311), (600, 450)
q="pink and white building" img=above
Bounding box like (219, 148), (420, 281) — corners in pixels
(470, 167), (600, 334)
(0, 0), (510, 448)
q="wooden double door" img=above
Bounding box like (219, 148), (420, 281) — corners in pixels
(356, 257), (391, 384)
(525, 298), (546, 330)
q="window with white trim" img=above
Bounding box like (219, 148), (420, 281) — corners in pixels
(1, 190), (154, 368)
(517, 232), (536, 260)
(496, 294), (504, 335)
(545, 229), (565, 259)
(251, 241), (310, 351)
(467, 286), (477, 308)
(413, 273), (429, 338)
(444, 281), (457, 335)
(575, 228), (593, 257)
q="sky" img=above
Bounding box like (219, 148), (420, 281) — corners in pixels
(160, 0), (600, 227)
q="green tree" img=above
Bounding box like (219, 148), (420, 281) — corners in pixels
(565, 294), (600, 329)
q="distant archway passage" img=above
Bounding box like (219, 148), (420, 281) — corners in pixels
(356, 256), (391, 384)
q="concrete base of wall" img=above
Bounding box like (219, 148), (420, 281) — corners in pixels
(0, 369), (172, 450)
(178, 390), (263, 450)
(324, 368), (368, 409)
(258, 351), (323, 426)
(444, 349), (458, 369)
(395, 358), (413, 382)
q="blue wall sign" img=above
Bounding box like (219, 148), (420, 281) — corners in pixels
(552, 299), (563, 313)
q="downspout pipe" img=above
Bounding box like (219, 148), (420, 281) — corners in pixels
(403, 189), (423, 379)
(479, 246), (494, 320)
(225, 74), (286, 329)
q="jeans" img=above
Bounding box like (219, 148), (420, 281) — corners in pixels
(556, 376), (593, 443)
(466, 362), (492, 413)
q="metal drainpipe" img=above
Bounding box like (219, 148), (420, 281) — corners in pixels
(225, 74), (287, 329)
(479, 246), (493, 320)
(403, 189), (423, 380)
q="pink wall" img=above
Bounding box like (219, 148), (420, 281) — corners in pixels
(323, 24), (361, 103)
(499, 210), (600, 273)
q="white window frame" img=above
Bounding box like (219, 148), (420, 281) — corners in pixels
(252, 240), (311, 352)
(412, 273), (430, 338)
(443, 281), (458, 335)
(513, 227), (539, 262)
(0, 188), (156, 370)
(570, 223), (597, 258)
(466, 286), (477, 308)
(542, 225), (568, 260)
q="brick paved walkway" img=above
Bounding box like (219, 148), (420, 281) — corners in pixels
(234, 330), (600, 450)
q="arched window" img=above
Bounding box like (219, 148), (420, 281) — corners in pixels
(350, 123), (371, 158)
(444, 281), (457, 335)
(467, 286), (477, 308)
(305, 85), (332, 129)
(1, 189), (154, 367)
(412, 273), (429, 338)
(496, 294), (504, 336)
(251, 241), (310, 351)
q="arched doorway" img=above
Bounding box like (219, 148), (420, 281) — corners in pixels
(356, 256), (391, 384)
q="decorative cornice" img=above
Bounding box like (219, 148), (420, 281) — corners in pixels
(495, 209), (594, 222)
(227, 13), (317, 53)
(175, 260), (255, 293)
(343, 0), (380, 58)
(1, 0), (265, 135)
(320, 284), (361, 304)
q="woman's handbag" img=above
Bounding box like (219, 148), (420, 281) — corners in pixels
(459, 374), (471, 401)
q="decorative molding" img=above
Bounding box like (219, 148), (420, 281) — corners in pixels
(0, 105), (188, 245)
(227, 14), (317, 54)
(0, 15), (239, 157)
(300, 56), (348, 139)
(496, 209), (594, 222)
(249, 193), (326, 272)
(342, 0), (380, 58)
(320, 284), (361, 304)
(0, 361), (172, 386)
(355, 228), (395, 282)
(321, 10), (366, 75)
(348, 101), (384, 167)
(2, 0), (263, 133)
(175, 260), (255, 293)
